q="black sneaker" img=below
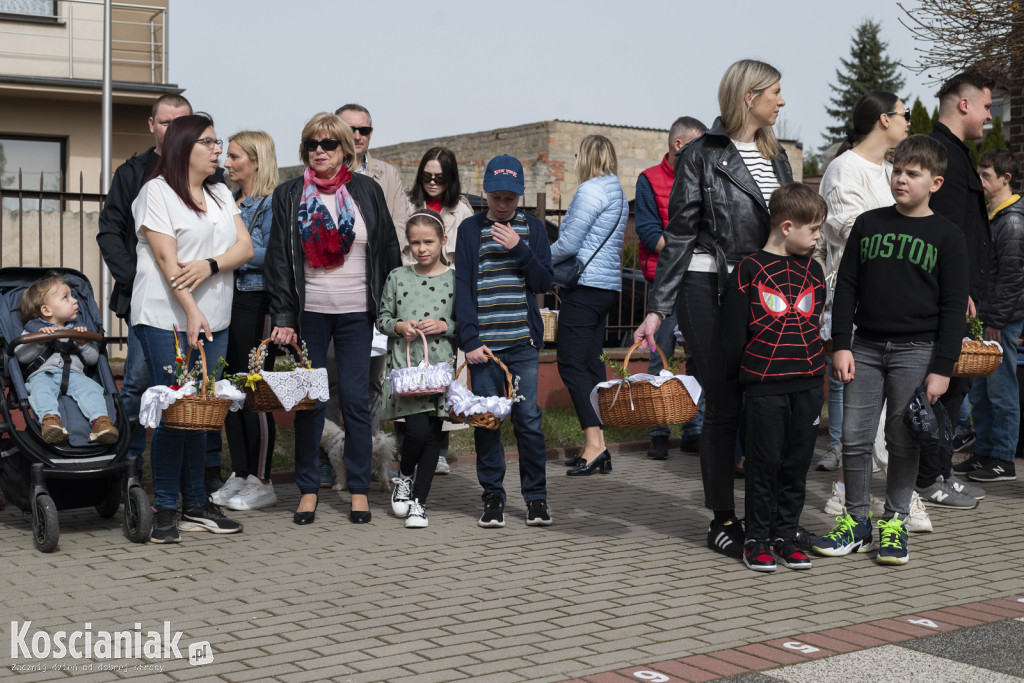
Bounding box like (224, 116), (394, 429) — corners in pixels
(150, 507), (180, 544)
(179, 502), (243, 534)
(647, 434), (669, 460)
(953, 452), (986, 473)
(743, 539), (777, 572)
(525, 499), (553, 526)
(968, 457), (1017, 481)
(478, 493), (505, 528)
(707, 517), (744, 558)
(774, 538), (812, 570)
(680, 434), (700, 455)
(952, 432), (976, 453)
(795, 526), (820, 550)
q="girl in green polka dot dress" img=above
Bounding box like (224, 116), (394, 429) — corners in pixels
(377, 209), (457, 528)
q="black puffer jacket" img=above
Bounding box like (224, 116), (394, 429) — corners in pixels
(265, 173), (402, 333)
(978, 197), (1024, 329)
(647, 117), (793, 312)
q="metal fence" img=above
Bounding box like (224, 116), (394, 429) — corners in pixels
(0, 184), (651, 353)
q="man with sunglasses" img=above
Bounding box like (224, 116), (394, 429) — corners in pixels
(97, 94), (226, 488)
(335, 104), (410, 232)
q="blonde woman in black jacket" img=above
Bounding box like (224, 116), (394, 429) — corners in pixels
(635, 59), (792, 561)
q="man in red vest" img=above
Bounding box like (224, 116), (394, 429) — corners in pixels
(636, 116), (707, 460)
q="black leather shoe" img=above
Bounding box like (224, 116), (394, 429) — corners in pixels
(349, 510), (372, 524)
(567, 450), (612, 476)
(564, 454), (584, 467)
(293, 498), (318, 525)
(647, 434), (669, 460)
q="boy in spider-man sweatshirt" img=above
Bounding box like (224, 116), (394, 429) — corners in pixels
(724, 183), (827, 573)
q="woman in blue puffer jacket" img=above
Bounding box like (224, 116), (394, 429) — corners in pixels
(551, 135), (628, 476)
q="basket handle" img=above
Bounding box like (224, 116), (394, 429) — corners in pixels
(252, 337), (307, 373)
(622, 340), (670, 374)
(454, 352), (514, 399)
(405, 328), (430, 368)
(197, 339), (209, 395)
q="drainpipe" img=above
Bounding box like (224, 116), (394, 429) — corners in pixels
(100, 0), (112, 336)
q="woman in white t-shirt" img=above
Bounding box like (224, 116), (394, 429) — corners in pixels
(131, 113), (254, 544)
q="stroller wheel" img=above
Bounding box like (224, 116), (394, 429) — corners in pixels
(95, 478), (121, 519)
(122, 486), (152, 544)
(33, 494), (59, 553)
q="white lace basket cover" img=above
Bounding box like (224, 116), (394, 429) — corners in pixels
(140, 380), (247, 428)
(389, 329), (452, 397)
(255, 367), (330, 411)
(445, 379), (513, 420)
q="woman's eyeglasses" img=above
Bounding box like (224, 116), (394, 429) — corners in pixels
(886, 110), (911, 122)
(195, 137), (223, 150)
(421, 172), (446, 185)
(303, 138), (341, 152)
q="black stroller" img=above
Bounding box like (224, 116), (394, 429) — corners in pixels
(0, 267), (150, 551)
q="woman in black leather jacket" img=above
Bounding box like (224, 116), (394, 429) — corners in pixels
(635, 59), (792, 561)
(265, 112), (401, 526)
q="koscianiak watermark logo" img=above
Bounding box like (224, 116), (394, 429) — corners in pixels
(8, 621), (213, 673)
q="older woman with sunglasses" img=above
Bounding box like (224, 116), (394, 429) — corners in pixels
(405, 147), (472, 266)
(265, 113), (401, 526)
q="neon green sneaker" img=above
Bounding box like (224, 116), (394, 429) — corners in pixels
(876, 514), (909, 565)
(812, 510), (875, 557)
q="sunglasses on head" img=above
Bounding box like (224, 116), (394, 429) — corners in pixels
(303, 138), (341, 152)
(350, 126), (373, 136)
(421, 172), (446, 185)
(886, 110), (911, 122)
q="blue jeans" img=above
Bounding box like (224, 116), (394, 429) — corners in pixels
(956, 396), (972, 435)
(842, 339), (934, 521)
(969, 318), (1024, 463)
(122, 323), (151, 462)
(136, 325), (228, 510)
(469, 342), (547, 502)
(824, 354), (843, 447)
(648, 311), (705, 438)
(294, 311), (373, 496)
(27, 370), (109, 421)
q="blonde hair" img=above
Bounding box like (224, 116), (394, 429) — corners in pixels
(575, 135), (618, 183)
(298, 113), (357, 171)
(718, 59), (783, 160)
(229, 130), (279, 198)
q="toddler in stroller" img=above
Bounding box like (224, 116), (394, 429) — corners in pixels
(15, 272), (119, 445)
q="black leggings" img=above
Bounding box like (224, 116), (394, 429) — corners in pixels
(556, 285), (619, 429)
(223, 290), (276, 480)
(400, 413), (444, 504)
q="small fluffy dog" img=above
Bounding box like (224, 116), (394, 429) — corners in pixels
(320, 419), (395, 493)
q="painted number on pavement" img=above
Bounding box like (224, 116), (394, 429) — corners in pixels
(632, 672), (670, 682)
(782, 642), (820, 654)
(908, 618), (938, 629)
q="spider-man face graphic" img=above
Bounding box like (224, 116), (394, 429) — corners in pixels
(758, 283), (815, 320)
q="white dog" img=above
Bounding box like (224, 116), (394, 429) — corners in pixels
(320, 419), (396, 493)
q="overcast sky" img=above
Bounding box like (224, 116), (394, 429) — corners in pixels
(169, 1), (945, 166)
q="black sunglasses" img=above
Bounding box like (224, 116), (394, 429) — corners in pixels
(886, 110), (911, 122)
(421, 172), (446, 185)
(303, 138), (341, 152)
(350, 126), (373, 136)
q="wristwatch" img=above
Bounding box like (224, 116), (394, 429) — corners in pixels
(206, 258), (219, 274)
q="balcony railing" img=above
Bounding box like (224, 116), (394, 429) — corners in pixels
(0, 0), (167, 84)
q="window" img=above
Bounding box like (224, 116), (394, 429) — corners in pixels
(0, 0), (57, 19)
(0, 136), (65, 211)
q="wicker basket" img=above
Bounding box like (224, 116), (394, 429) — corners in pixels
(447, 354), (513, 431)
(952, 339), (1002, 378)
(597, 342), (698, 429)
(244, 338), (318, 412)
(540, 293), (559, 343)
(163, 341), (233, 430)
(393, 329), (448, 398)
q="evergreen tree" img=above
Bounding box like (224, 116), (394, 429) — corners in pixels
(909, 98), (932, 135)
(825, 19), (906, 143)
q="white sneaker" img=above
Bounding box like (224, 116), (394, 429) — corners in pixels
(869, 494), (885, 518)
(815, 444), (841, 471)
(905, 491), (932, 533)
(405, 499), (428, 528)
(823, 482), (844, 516)
(391, 476), (412, 517)
(225, 475), (277, 511)
(210, 473), (245, 506)
(435, 455), (450, 475)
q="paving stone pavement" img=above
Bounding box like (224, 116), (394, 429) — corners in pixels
(1, 434), (1022, 682)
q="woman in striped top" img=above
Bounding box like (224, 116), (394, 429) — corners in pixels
(635, 59), (794, 562)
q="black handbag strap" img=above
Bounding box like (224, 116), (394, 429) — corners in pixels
(577, 187), (626, 273)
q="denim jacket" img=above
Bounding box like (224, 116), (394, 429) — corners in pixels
(236, 194), (272, 291)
